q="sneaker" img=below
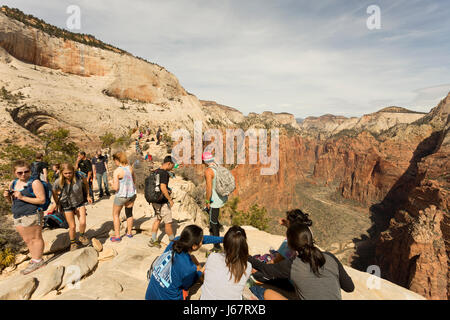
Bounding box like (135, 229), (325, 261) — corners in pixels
(148, 239), (161, 248)
(79, 235), (90, 246)
(110, 236), (122, 242)
(125, 234), (133, 238)
(21, 259), (46, 275)
(105, 192), (111, 197)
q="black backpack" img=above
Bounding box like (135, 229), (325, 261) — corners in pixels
(43, 211), (69, 229)
(144, 171), (163, 203)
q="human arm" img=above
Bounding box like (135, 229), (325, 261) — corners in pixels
(82, 178), (93, 204)
(3, 181), (14, 204)
(87, 161), (93, 181)
(160, 183), (173, 208)
(202, 235), (223, 245)
(324, 252), (355, 292)
(204, 168), (213, 209)
(181, 264), (202, 291)
(248, 255), (292, 280)
(112, 168), (121, 192)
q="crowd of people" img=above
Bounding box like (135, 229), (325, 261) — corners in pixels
(2, 131), (355, 300)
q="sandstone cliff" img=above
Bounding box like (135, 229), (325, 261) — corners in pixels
(0, 6), (448, 299)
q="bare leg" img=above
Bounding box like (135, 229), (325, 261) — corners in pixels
(64, 211), (76, 241)
(16, 225), (44, 260)
(112, 204), (123, 238)
(165, 223), (173, 238)
(76, 206), (87, 234)
(264, 289), (288, 300)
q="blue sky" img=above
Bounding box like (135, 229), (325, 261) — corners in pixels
(2, 0), (449, 118)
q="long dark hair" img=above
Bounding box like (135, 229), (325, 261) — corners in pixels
(286, 209), (313, 227)
(223, 226), (249, 283)
(171, 225), (203, 261)
(287, 223), (325, 277)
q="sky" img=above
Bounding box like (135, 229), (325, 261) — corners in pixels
(2, 0), (450, 118)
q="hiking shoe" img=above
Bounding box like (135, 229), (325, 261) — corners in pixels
(148, 239), (161, 248)
(21, 259), (46, 275)
(79, 235), (90, 246)
(70, 242), (80, 251)
(110, 236), (122, 242)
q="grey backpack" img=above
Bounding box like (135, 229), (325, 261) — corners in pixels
(212, 164), (235, 197)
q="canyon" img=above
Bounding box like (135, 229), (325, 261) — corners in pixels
(0, 6), (448, 299)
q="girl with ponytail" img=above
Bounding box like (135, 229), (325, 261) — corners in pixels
(200, 226), (252, 300)
(248, 222), (355, 300)
(145, 224), (223, 300)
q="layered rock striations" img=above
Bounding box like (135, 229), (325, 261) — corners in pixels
(0, 6), (448, 299)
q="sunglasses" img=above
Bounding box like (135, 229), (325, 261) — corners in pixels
(16, 170), (30, 175)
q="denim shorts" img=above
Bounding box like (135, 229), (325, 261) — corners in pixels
(62, 202), (87, 212)
(114, 194), (136, 206)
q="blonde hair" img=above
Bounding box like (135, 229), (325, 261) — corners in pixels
(59, 163), (76, 187)
(113, 152), (128, 165)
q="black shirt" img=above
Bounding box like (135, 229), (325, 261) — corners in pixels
(155, 168), (170, 204)
(92, 155), (108, 174)
(78, 159), (93, 176)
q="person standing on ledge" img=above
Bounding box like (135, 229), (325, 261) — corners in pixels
(203, 152), (228, 254)
(148, 156), (175, 248)
(92, 150), (110, 198)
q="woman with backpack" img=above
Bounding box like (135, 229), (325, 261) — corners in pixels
(202, 152), (230, 254)
(248, 223), (355, 300)
(200, 226), (252, 300)
(145, 224), (223, 300)
(3, 160), (47, 275)
(52, 163), (92, 251)
(110, 152), (136, 242)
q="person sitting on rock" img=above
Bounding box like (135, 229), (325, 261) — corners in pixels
(200, 226), (252, 300)
(145, 224), (223, 300)
(250, 209), (314, 298)
(110, 152), (137, 242)
(3, 160), (47, 275)
(52, 163), (93, 251)
(248, 223), (355, 300)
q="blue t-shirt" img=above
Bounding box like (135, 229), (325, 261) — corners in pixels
(145, 235), (223, 300)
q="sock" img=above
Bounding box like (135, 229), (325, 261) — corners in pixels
(31, 259), (42, 263)
(80, 233), (85, 237)
(169, 234), (175, 241)
(70, 239), (76, 244)
(152, 232), (157, 241)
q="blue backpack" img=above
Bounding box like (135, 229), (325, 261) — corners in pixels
(11, 178), (53, 211)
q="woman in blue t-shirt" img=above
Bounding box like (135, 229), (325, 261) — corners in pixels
(145, 224), (223, 300)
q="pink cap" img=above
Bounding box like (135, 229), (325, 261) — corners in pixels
(202, 152), (214, 163)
